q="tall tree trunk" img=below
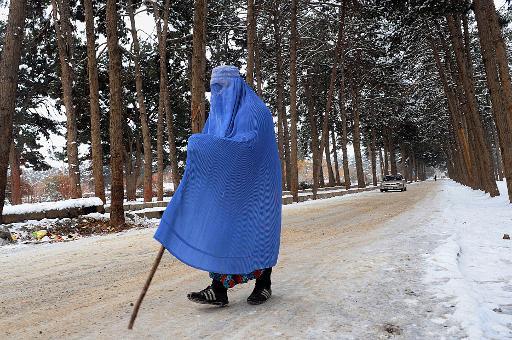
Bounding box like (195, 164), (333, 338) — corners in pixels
(429, 30), (472, 186)
(379, 147), (384, 179)
(246, 0), (256, 86)
(482, 0), (512, 150)
(389, 129), (397, 176)
(124, 141), (142, 201)
(155, 0), (181, 189)
(152, 5), (164, 201)
(305, 74), (319, 199)
(319, 161), (325, 187)
(473, 0), (512, 200)
(51, 0), (82, 198)
(127, 0), (153, 202)
(191, 0), (207, 133)
(156, 94), (164, 201)
(84, 0), (106, 203)
(282, 113), (292, 191)
(317, 1), (347, 188)
(383, 135), (389, 176)
(400, 143), (407, 180)
(331, 122), (341, 186)
(370, 129), (378, 186)
(288, 0), (299, 201)
(491, 122), (504, 181)
(352, 87), (365, 188)
(324, 128), (336, 187)
(407, 145), (413, 181)
(338, 72), (351, 190)
(106, 0), (126, 227)
(0, 0), (26, 222)
(279, 75), (291, 190)
(273, 5), (288, 190)
(415, 158), (420, 181)
(412, 152), (417, 181)
(254, 32), (263, 97)
(446, 13), (498, 196)
(9, 143), (22, 205)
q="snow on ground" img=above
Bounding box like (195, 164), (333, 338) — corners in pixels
(4, 212), (155, 246)
(2, 197), (103, 215)
(425, 180), (512, 339)
(3, 180), (454, 339)
(2, 180), (512, 338)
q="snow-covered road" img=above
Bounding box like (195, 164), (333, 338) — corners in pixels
(1, 180), (509, 339)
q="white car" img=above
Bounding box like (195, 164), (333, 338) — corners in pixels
(380, 174), (407, 192)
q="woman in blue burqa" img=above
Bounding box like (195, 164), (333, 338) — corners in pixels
(154, 65), (282, 306)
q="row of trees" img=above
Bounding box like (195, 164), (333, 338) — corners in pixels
(0, 0), (510, 225)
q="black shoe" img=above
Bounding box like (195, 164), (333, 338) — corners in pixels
(187, 285), (228, 306)
(247, 286), (272, 305)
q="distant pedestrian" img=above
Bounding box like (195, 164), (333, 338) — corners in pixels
(434, 175), (437, 181)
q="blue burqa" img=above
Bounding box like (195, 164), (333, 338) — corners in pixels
(154, 65), (282, 274)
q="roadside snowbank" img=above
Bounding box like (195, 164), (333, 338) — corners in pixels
(425, 180), (512, 339)
(3, 213), (156, 247)
(3, 197), (103, 215)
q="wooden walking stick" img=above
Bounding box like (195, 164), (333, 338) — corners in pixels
(128, 245), (165, 329)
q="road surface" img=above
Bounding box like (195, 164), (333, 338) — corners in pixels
(0, 181), (466, 339)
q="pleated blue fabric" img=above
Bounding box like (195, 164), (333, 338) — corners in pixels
(154, 65), (282, 274)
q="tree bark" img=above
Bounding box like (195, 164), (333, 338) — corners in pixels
(254, 31), (263, 97)
(378, 147), (384, 178)
(338, 71), (351, 190)
(125, 141), (142, 202)
(51, 0), (82, 198)
(483, 0), (512, 146)
(352, 87), (366, 188)
(370, 129), (378, 186)
(152, 4), (164, 201)
(282, 112), (292, 190)
(0, 0), (26, 222)
(305, 74), (319, 199)
(319, 161), (325, 187)
(156, 94), (164, 201)
(324, 128), (336, 187)
(331, 122), (341, 186)
(9, 143), (22, 205)
(155, 0), (181, 189)
(127, 0), (153, 202)
(84, 0), (106, 203)
(388, 128), (397, 176)
(415, 158), (420, 181)
(246, 0), (256, 86)
(383, 135), (389, 175)
(400, 143), (407, 180)
(407, 145), (413, 181)
(429, 31), (472, 186)
(288, 0), (299, 201)
(473, 0), (512, 200)
(412, 152), (417, 181)
(316, 1), (346, 188)
(191, 0), (207, 133)
(106, 0), (126, 227)
(491, 122), (504, 181)
(273, 4), (288, 190)
(446, 14), (498, 196)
